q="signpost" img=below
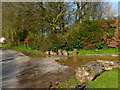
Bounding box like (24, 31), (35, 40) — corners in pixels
(24, 38), (28, 48)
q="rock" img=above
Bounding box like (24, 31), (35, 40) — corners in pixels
(75, 82), (87, 89)
(73, 49), (77, 55)
(53, 52), (57, 55)
(49, 51), (57, 55)
(58, 49), (62, 55)
(112, 54), (119, 57)
(62, 50), (68, 56)
(96, 60), (120, 69)
(49, 79), (59, 89)
(50, 51), (54, 55)
(45, 51), (50, 55)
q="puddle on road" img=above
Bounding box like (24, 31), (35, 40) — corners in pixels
(56, 55), (118, 69)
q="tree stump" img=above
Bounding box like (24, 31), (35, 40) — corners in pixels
(73, 49), (77, 55)
(62, 50), (68, 56)
(58, 49), (62, 55)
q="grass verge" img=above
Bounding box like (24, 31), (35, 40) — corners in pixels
(2, 44), (120, 55)
(2, 44), (44, 54)
(87, 68), (119, 88)
(2, 44), (119, 56)
(68, 48), (119, 55)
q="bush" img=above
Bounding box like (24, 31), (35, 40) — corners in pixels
(94, 41), (103, 49)
(106, 28), (115, 38)
(25, 19), (114, 51)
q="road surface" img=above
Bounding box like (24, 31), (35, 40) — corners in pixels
(0, 49), (29, 88)
(0, 49), (70, 88)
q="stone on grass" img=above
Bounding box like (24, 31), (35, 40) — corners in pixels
(73, 49), (77, 55)
(45, 51), (50, 55)
(53, 52), (57, 55)
(62, 50), (68, 56)
(50, 51), (55, 55)
(58, 49), (62, 55)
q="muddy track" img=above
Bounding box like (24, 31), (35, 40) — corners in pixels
(16, 56), (74, 88)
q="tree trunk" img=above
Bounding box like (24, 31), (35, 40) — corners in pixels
(75, 60), (120, 82)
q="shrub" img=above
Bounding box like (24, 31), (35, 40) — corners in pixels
(106, 28), (115, 38)
(26, 18), (114, 51)
(94, 41), (104, 49)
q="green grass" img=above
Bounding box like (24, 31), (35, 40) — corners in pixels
(2, 44), (44, 54)
(2, 44), (119, 56)
(68, 48), (119, 55)
(58, 68), (120, 88)
(58, 76), (80, 88)
(87, 68), (119, 88)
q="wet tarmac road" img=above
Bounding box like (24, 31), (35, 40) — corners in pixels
(1, 49), (29, 88)
(0, 49), (70, 88)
